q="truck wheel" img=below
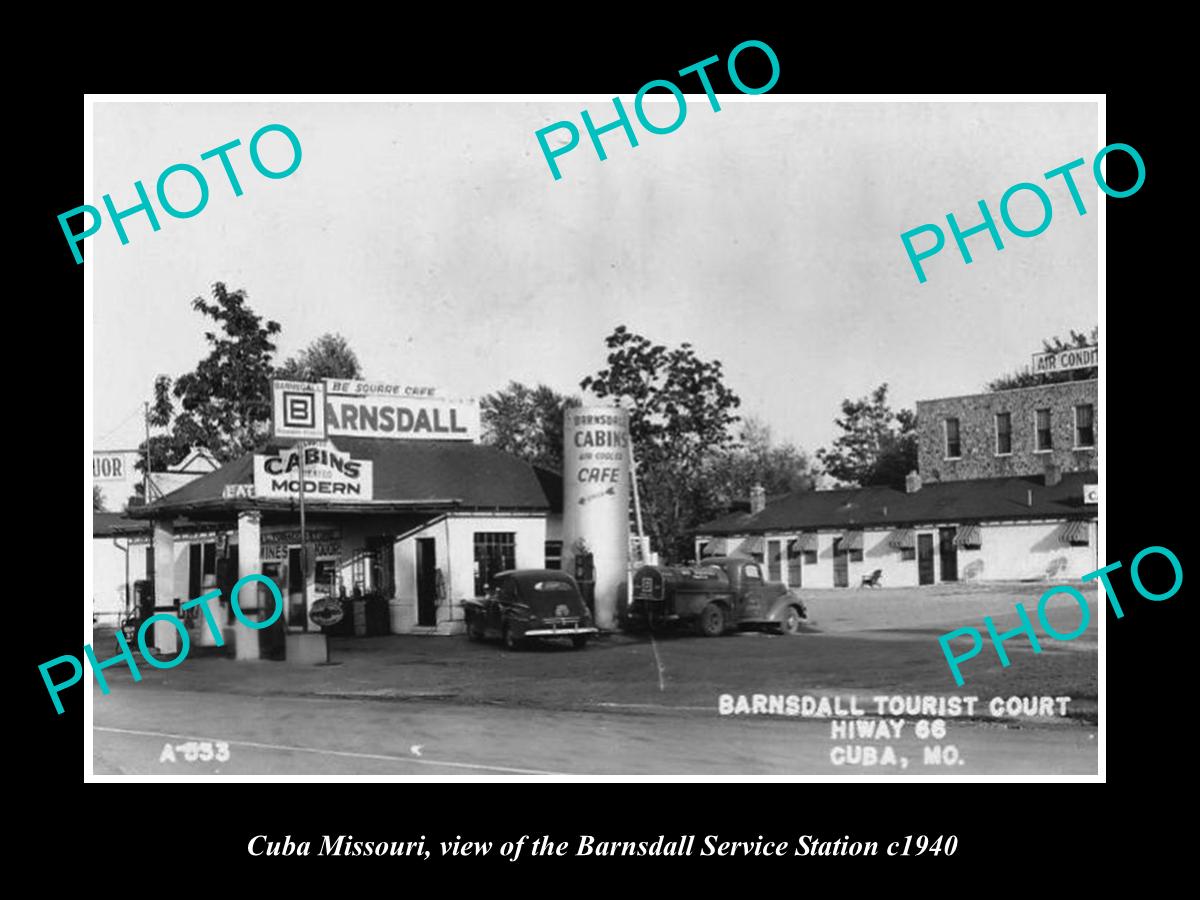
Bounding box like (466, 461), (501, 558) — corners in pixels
(778, 606), (804, 636)
(697, 603), (726, 637)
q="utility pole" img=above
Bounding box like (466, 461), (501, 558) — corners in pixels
(143, 401), (151, 504)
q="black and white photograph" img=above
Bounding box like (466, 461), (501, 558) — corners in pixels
(84, 93), (1103, 779)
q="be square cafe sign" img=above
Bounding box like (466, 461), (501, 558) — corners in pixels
(272, 379), (480, 442)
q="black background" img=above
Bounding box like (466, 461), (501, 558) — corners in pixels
(25, 24), (1183, 881)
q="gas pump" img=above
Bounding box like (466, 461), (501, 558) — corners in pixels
(574, 550), (595, 617)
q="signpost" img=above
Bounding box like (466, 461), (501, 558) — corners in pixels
(271, 380), (329, 634)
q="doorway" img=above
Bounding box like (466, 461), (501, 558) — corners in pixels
(416, 538), (438, 626)
(288, 547), (306, 628)
(917, 534), (935, 585)
(938, 527), (959, 582)
(833, 537), (849, 588)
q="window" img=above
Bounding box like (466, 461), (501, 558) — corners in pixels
(1075, 403), (1095, 448)
(743, 563), (764, 583)
(849, 548), (864, 563)
(944, 417), (961, 458)
(901, 547), (916, 561)
(995, 412), (1012, 455)
(474, 532), (515, 596)
(767, 540), (783, 582)
(544, 540), (563, 570)
(1035, 408), (1053, 451)
(804, 549), (818, 565)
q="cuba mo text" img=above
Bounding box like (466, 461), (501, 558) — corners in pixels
(58, 124), (302, 264)
(536, 39), (780, 181)
(939, 545), (1181, 686)
(40, 574), (284, 714)
(901, 143), (1145, 284)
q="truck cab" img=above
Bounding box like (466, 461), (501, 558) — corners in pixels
(627, 557), (807, 637)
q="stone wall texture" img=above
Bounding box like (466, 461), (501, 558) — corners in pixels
(916, 380), (1097, 482)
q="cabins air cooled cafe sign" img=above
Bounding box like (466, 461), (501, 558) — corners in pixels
(272, 378), (480, 442)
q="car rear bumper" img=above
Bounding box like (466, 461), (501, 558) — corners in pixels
(520, 625), (600, 637)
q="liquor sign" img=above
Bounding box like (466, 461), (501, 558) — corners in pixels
(1031, 345), (1098, 375)
(272, 380), (326, 440)
(323, 379), (478, 441)
(253, 444), (373, 501)
(93, 451), (133, 481)
(1084, 484), (1099, 504)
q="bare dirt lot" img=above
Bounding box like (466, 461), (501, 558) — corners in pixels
(91, 581), (1098, 776)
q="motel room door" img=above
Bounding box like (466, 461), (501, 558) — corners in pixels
(917, 534), (936, 585)
(416, 538), (438, 627)
(938, 527), (959, 582)
(832, 537), (849, 588)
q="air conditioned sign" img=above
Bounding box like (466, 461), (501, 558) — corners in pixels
(1031, 345), (1098, 375)
(253, 444), (373, 501)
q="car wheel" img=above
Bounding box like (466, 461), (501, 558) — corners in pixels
(697, 603), (726, 637)
(571, 635), (588, 650)
(778, 605), (804, 636)
(503, 624), (522, 651)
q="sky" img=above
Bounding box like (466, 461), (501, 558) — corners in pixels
(91, 99), (1098, 457)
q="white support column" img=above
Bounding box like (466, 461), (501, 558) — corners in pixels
(151, 521), (177, 654)
(236, 510), (263, 661)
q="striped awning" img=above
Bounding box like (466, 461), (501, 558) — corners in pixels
(700, 537), (732, 556)
(954, 524), (982, 548)
(1060, 520), (1090, 546)
(735, 536), (766, 556)
(789, 532), (819, 552)
(838, 530), (863, 551)
(887, 529), (915, 550)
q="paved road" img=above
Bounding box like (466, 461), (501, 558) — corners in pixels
(89, 584), (1098, 776)
(94, 686), (1096, 776)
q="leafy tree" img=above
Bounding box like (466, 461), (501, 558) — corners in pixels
(817, 383), (917, 488)
(93, 484), (106, 512)
(581, 326), (742, 562)
(988, 327), (1097, 391)
(706, 417), (816, 507)
(481, 381), (579, 473)
(276, 333), (363, 383)
(140, 283), (282, 464)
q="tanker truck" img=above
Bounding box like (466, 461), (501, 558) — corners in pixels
(626, 556), (808, 637)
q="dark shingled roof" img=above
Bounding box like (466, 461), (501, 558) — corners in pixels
(697, 471), (1097, 535)
(93, 511), (152, 538)
(135, 438), (553, 516)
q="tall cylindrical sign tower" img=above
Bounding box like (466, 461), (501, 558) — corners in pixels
(562, 406), (631, 630)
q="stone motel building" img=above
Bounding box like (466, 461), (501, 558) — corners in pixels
(694, 379), (1098, 588)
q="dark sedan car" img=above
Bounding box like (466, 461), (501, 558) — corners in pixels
(462, 569), (598, 650)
